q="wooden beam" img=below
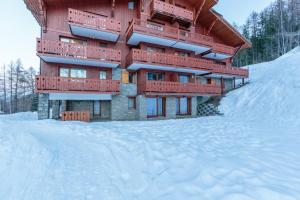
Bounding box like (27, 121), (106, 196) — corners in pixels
(194, 0), (206, 25)
(207, 18), (218, 35)
(141, 0), (145, 12)
(111, 0), (115, 18)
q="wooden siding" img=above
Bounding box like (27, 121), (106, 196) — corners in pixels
(61, 111), (90, 122)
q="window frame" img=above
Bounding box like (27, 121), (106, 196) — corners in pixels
(128, 96), (136, 110)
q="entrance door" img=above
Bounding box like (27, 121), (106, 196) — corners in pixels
(93, 101), (101, 116)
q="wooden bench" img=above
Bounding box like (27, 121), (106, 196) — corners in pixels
(61, 111), (90, 122)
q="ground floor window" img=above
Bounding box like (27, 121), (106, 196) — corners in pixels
(128, 97), (136, 109)
(147, 97), (165, 117)
(176, 97), (191, 115)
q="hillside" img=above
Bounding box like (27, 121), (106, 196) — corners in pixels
(0, 48), (300, 200)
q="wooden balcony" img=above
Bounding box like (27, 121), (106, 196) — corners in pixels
(126, 49), (249, 78)
(204, 43), (237, 60)
(62, 111), (90, 122)
(150, 0), (194, 26)
(139, 80), (221, 96)
(35, 76), (120, 94)
(126, 19), (213, 54)
(37, 38), (121, 68)
(68, 8), (121, 42)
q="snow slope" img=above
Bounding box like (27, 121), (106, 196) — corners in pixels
(0, 48), (300, 200)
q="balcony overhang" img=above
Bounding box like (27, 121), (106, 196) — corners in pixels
(203, 52), (232, 60)
(127, 32), (211, 54)
(69, 23), (120, 42)
(49, 93), (112, 100)
(128, 62), (209, 75)
(38, 54), (120, 68)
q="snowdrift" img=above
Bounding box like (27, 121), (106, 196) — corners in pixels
(0, 48), (300, 200)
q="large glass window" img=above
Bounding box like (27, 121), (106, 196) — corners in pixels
(99, 71), (107, 80)
(147, 72), (165, 81)
(59, 68), (86, 78)
(147, 97), (164, 117)
(179, 75), (189, 83)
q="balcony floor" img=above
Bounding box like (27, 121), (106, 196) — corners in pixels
(127, 32), (211, 54)
(203, 52), (232, 60)
(69, 24), (120, 42)
(38, 54), (119, 68)
(127, 62), (209, 75)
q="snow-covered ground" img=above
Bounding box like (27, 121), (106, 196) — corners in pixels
(1, 48), (300, 200)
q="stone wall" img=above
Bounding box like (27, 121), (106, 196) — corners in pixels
(165, 97), (176, 119)
(111, 83), (137, 120)
(136, 95), (147, 120)
(67, 100), (94, 118)
(38, 94), (49, 120)
(191, 96), (197, 117)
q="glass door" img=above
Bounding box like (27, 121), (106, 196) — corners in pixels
(93, 101), (101, 116)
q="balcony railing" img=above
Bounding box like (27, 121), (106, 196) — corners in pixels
(213, 43), (236, 55)
(150, 0), (194, 22)
(126, 19), (213, 47)
(127, 49), (213, 71)
(62, 111), (90, 122)
(68, 8), (121, 33)
(37, 38), (121, 63)
(127, 49), (248, 77)
(139, 80), (221, 95)
(35, 76), (120, 94)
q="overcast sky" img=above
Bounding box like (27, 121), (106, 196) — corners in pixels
(0, 0), (274, 70)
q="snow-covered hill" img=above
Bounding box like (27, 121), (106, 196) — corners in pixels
(0, 48), (300, 200)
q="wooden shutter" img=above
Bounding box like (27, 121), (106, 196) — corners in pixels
(122, 70), (129, 84)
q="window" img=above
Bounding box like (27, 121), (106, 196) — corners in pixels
(59, 68), (86, 78)
(128, 1), (135, 9)
(129, 72), (137, 83)
(60, 68), (69, 77)
(146, 46), (165, 53)
(147, 97), (164, 117)
(179, 75), (189, 83)
(99, 71), (107, 80)
(146, 22), (164, 32)
(59, 36), (87, 45)
(147, 72), (165, 81)
(70, 69), (86, 78)
(176, 97), (190, 115)
(99, 43), (108, 48)
(128, 97), (136, 109)
(175, 52), (190, 57)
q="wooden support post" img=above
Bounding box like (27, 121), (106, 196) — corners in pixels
(111, 0), (115, 18)
(194, 0), (206, 25)
(221, 77), (224, 94)
(242, 78), (245, 85)
(207, 18), (218, 35)
(233, 77), (236, 89)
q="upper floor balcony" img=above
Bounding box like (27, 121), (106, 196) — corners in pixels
(68, 8), (121, 42)
(126, 19), (213, 55)
(37, 38), (121, 68)
(35, 75), (120, 94)
(138, 80), (221, 96)
(204, 43), (237, 60)
(126, 49), (248, 78)
(150, 0), (194, 26)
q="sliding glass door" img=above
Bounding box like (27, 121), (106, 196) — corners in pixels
(147, 97), (164, 117)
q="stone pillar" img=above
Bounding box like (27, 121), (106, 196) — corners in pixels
(166, 97), (176, 119)
(38, 93), (49, 120)
(136, 95), (147, 120)
(52, 100), (60, 119)
(191, 96), (198, 117)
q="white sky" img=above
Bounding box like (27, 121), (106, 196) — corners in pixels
(0, 0), (274, 70)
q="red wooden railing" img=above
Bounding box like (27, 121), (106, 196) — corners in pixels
(68, 8), (121, 33)
(126, 19), (213, 47)
(37, 38), (121, 62)
(150, 0), (194, 22)
(127, 49), (249, 77)
(62, 111), (90, 122)
(213, 43), (236, 55)
(139, 80), (221, 95)
(35, 76), (120, 94)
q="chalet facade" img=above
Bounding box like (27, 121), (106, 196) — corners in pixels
(24, 0), (251, 121)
